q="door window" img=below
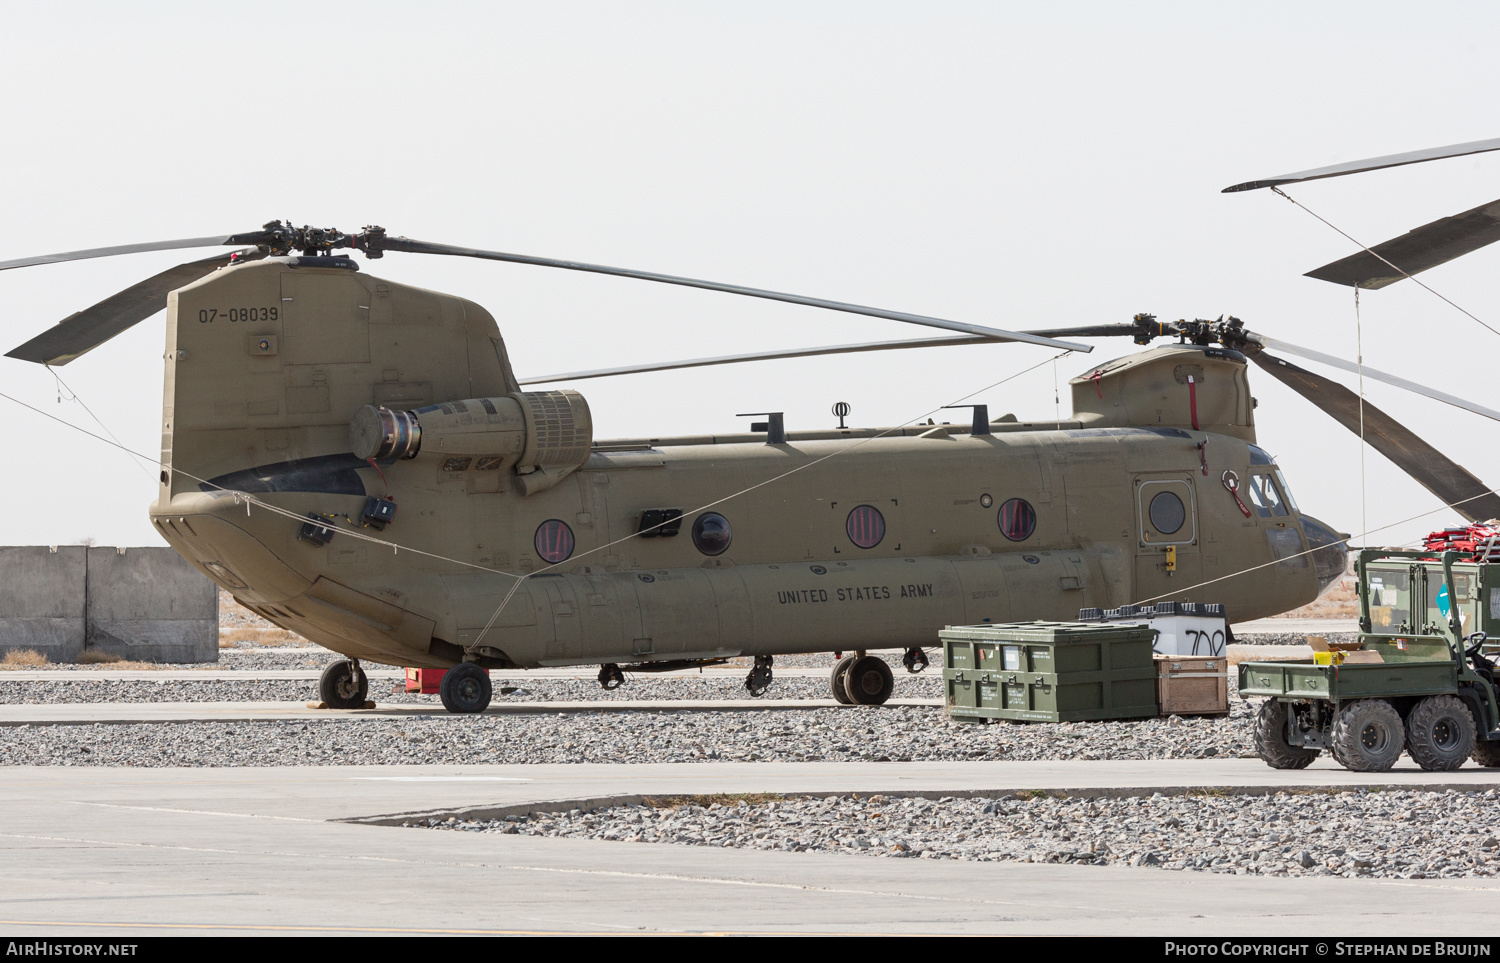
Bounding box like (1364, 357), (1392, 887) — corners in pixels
(1137, 479), (1196, 546)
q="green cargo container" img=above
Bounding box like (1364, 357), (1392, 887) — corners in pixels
(939, 621), (1159, 723)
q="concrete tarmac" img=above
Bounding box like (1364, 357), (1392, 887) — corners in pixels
(3, 759), (1500, 936)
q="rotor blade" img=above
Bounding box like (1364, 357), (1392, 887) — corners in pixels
(1222, 136), (1500, 193)
(5, 252), (250, 366)
(1304, 197), (1500, 289)
(375, 236), (1092, 352)
(1250, 351), (1500, 523)
(0, 235), (243, 272)
(519, 335), (996, 384)
(1020, 324), (1141, 338)
(1247, 331), (1500, 424)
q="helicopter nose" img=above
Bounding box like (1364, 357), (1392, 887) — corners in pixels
(1301, 514), (1350, 597)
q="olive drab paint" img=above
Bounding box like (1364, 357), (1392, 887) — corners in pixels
(149, 257), (1346, 672)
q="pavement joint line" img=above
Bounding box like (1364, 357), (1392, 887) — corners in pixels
(68, 801), (325, 822)
(0, 919), (664, 936)
(0, 919), (1003, 936)
(0, 892), (259, 905)
(0, 829), (1036, 909)
(348, 781), (1499, 827)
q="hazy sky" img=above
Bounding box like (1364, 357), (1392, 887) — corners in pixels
(3, 1), (1499, 551)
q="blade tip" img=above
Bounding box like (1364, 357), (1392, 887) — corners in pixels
(1221, 179), (1284, 193)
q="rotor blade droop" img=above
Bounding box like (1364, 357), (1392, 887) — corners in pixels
(1250, 351), (1500, 523)
(1304, 197), (1500, 289)
(373, 236), (1092, 352)
(5, 252), (250, 366)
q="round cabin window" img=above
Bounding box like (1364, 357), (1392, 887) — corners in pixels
(1149, 491), (1186, 535)
(534, 519), (575, 563)
(997, 498), (1036, 541)
(846, 505), (886, 549)
(692, 512), (732, 556)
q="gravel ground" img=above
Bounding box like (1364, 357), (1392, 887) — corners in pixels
(416, 787), (1500, 880)
(1234, 632), (1355, 647)
(0, 699), (1255, 767)
(0, 632), (1315, 705)
(0, 673), (934, 705)
(0, 633), (1330, 766)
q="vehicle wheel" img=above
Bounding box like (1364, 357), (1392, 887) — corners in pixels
(1472, 739), (1500, 768)
(1330, 699), (1404, 772)
(830, 655), (856, 705)
(439, 663), (493, 714)
(1404, 695), (1475, 771)
(845, 655), (894, 706)
(319, 660), (367, 710)
(1251, 699), (1319, 770)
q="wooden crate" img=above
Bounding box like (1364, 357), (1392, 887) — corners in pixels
(1155, 655), (1228, 716)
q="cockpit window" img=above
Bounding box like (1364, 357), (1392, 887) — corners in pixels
(1246, 476), (1271, 517)
(1273, 469), (1300, 514)
(1248, 474), (1288, 517)
(1248, 445), (1275, 466)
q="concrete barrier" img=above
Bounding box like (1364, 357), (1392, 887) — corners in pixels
(0, 546), (217, 664)
(0, 546), (86, 663)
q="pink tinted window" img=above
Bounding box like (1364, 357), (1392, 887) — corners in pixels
(846, 505), (886, 549)
(534, 519), (575, 563)
(997, 498), (1036, 541)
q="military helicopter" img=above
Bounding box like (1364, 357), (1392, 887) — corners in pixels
(0, 188), (1485, 714)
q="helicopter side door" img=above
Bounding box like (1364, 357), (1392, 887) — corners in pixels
(1134, 473), (1202, 603)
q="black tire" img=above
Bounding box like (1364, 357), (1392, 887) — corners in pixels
(1472, 738), (1500, 768)
(846, 655), (894, 706)
(440, 663), (493, 714)
(1405, 695), (1475, 771)
(319, 660), (367, 709)
(830, 655), (856, 705)
(1330, 699), (1404, 772)
(1252, 699), (1319, 770)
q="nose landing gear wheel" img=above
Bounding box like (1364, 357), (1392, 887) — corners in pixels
(845, 655), (894, 706)
(440, 663), (493, 714)
(319, 660), (367, 709)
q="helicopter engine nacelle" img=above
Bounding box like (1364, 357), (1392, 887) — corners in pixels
(349, 389), (593, 495)
(1070, 344), (1256, 442)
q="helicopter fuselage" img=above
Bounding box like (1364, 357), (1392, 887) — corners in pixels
(149, 257), (1343, 670)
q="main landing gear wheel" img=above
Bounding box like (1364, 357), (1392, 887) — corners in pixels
(1404, 695), (1475, 771)
(830, 655), (857, 704)
(440, 663), (493, 714)
(1330, 699), (1404, 772)
(845, 655), (894, 706)
(1251, 700), (1319, 770)
(319, 660), (367, 709)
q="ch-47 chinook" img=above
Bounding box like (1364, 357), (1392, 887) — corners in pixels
(3, 212), (1494, 715)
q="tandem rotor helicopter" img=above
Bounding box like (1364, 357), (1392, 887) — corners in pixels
(5, 136), (1499, 714)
